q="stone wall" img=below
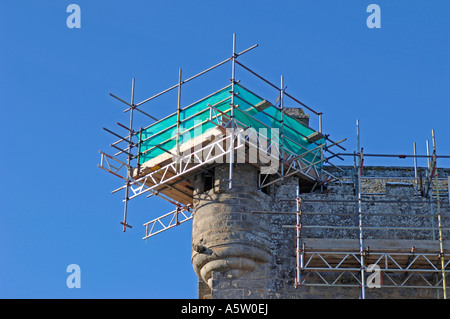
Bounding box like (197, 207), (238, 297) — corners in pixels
(192, 164), (272, 291)
(191, 164), (450, 299)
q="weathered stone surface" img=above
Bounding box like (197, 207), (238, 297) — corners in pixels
(192, 164), (450, 299)
(192, 164), (271, 288)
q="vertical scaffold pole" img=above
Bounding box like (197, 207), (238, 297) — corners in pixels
(356, 119), (366, 299)
(413, 142), (418, 193)
(319, 112), (324, 193)
(432, 130), (447, 299)
(229, 33), (236, 189)
(176, 68), (182, 173)
(427, 139), (436, 240)
(280, 75), (284, 181)
(122, 78), (135, 232)
(136, 127), (143, 176)
(295, 185), (303, 288)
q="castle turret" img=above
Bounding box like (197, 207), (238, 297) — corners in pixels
(191, 164), (271, 289)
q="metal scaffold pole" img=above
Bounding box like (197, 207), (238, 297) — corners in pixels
(295, 185), (303, 288)
(229, 33), (236, 189)
(280, 75), (285, 181)
(121, 78), (136, 232)
(356, 119), (366, 299)
(413, 142), (418, 192)
(432, 130), (447, 299)
(176, 68), (182, 172)
(426, 138), (437, 240)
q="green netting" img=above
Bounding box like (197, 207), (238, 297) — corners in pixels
(137, 84), (324, 169)
(232, 85), (323, 167)
(138, 85), (232, 163)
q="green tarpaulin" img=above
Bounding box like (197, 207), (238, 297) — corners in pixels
(137, 84), (324, 168)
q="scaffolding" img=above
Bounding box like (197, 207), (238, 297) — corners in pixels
(290, 126), (450, 299)
(98, 34), (345, 236)
(98, 36), (449, 299)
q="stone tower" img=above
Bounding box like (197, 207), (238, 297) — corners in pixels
(99, 40), (449, 299)
(191, 163), (450, 299)
(192, 164), (271, 295)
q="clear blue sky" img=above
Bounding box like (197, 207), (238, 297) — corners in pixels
(1, 1), (449, 298)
